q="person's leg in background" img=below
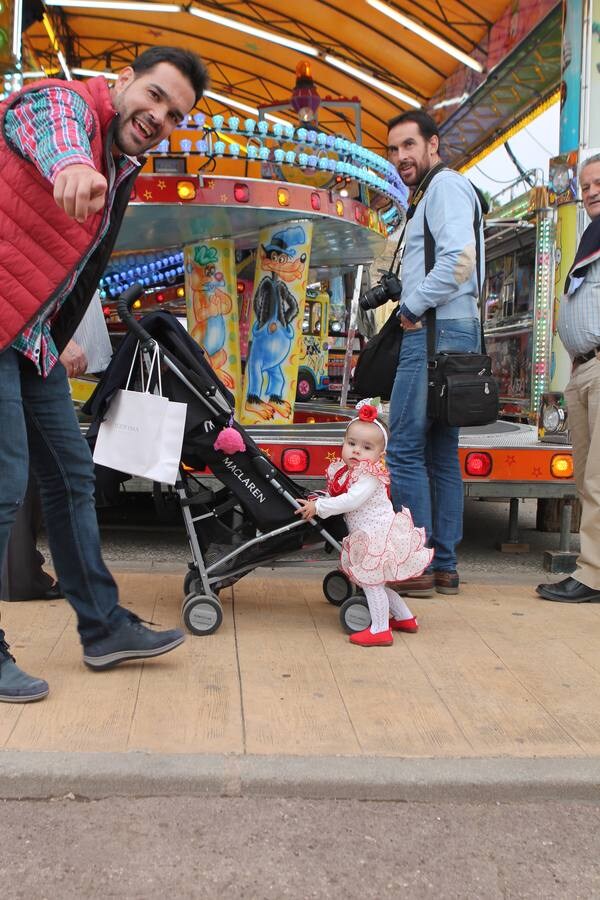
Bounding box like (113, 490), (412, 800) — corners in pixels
(0, 348), (49, 702)
(428, 317), (480, 593)
(387, 328), (431, 535)
(428, 420), (462, 580)
(1, 471), (62, 602)
(565, 360), (600, 590)
(386, 327), (434, 597)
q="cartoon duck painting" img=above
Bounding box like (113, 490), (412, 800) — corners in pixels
(189, 244), (234, 388)
(244, 226), (307, 421)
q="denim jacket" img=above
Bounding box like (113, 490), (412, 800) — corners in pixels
(399, 169), (483, 323)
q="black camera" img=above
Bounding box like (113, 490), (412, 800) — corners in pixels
(359, 271), (402, 311)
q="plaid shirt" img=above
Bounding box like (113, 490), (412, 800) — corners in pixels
(558, 258), (600, 357)
(5, 85), (138, 376)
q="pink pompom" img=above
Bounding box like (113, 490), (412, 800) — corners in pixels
(214, 426), (246, 454)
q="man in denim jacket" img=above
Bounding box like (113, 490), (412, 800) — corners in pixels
(386, 110), (484, 597)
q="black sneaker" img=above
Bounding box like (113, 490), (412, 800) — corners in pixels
(83, 614), (185, 670)
(0, 639), (49, 703)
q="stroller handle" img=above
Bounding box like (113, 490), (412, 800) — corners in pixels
(117, 283), (154, 345)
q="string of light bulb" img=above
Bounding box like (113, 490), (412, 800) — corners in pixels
(156, 113), (407, 205)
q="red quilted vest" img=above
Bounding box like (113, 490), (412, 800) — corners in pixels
(0, 76), (117, 352)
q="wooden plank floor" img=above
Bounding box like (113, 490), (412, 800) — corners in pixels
(1, 570), (600, 758)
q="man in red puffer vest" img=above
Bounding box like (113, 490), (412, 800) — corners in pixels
(0, 46), (208, 703)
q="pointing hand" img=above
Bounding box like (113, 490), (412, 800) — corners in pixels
(53, 164), (108, 223)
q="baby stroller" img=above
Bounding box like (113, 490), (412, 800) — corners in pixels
(84, 285), (370, 636)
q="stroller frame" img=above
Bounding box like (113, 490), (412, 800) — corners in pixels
(115, 286), (368, 636)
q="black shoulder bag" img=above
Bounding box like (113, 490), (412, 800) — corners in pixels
(425, 203), (499, 427)
(351, 228), (405, 401)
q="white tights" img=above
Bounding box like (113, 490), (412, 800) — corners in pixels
(361, 584), (414, 634)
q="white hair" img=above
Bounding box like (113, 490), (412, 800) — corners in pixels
(579, 152), (600, 177)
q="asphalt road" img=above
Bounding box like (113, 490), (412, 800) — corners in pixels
(1, 796), (598, 899)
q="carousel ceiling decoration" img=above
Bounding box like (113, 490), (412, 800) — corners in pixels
(16, 0), (561, 160)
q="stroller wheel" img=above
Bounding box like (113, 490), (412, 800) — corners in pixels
(339, 596), (371, 634)
(323, 570), (353, 606)
(183, 567), (200, 596)
(183, 593), (223, 636)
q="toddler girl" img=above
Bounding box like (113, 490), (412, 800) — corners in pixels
(296, 399), (433, 646)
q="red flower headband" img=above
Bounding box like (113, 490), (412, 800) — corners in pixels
(349, 399), (387, 449)
(357, 403), (378, 423)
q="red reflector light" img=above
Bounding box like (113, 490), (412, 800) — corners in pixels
(156, 292), (165, 303)
(102, 306), (111, 317)
(234, 183), (250, 202)
(281, 448), (309, 474)
(311, 192), (321, 210)
(465, 452), (492, 477)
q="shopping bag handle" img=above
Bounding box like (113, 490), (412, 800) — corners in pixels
(125, 341), (163, 396)
(117, 283), (154, 347)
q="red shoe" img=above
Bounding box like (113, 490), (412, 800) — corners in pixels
(389, 616), (419, 633)
(349, 627), (393, 646)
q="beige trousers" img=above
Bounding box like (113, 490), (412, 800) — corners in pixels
(565, 356), (600, 590)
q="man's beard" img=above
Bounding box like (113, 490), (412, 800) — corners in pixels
(113, 121), (137, 156)
(397, 157), (431, 188)
(113, 116), (156, 156)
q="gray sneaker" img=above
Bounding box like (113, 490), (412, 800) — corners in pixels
(0, 639), (49, 703)
(83, 613), (185, 670)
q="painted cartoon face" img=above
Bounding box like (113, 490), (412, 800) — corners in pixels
(341, 420), (385, 468)
(191, 263), (224, 293)
(260, 249), (307, 283)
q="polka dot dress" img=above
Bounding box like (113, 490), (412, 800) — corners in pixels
(327, 459), (433, 587)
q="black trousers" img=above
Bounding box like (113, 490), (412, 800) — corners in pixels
(0, 473), (54, 601)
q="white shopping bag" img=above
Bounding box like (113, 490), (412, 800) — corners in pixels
(72, 290), (113, 374)
(93, 344), (187, 485)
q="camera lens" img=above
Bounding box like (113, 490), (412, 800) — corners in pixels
(359, 284), (388, 311)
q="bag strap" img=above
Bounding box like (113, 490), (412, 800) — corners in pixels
(425, 189), (485, 360)
(388, 220), (407, 277)
(126, 341), (162, 396)
(125, 341), (141, 391)
(144, 343), (163, 396)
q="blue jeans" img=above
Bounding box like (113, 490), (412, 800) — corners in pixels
(387, 318), (480, 572)
(0, 348), (128, 645)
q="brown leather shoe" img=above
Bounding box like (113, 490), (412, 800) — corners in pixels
(434, 571), (459, 594)
(388, 573), (434, 597)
